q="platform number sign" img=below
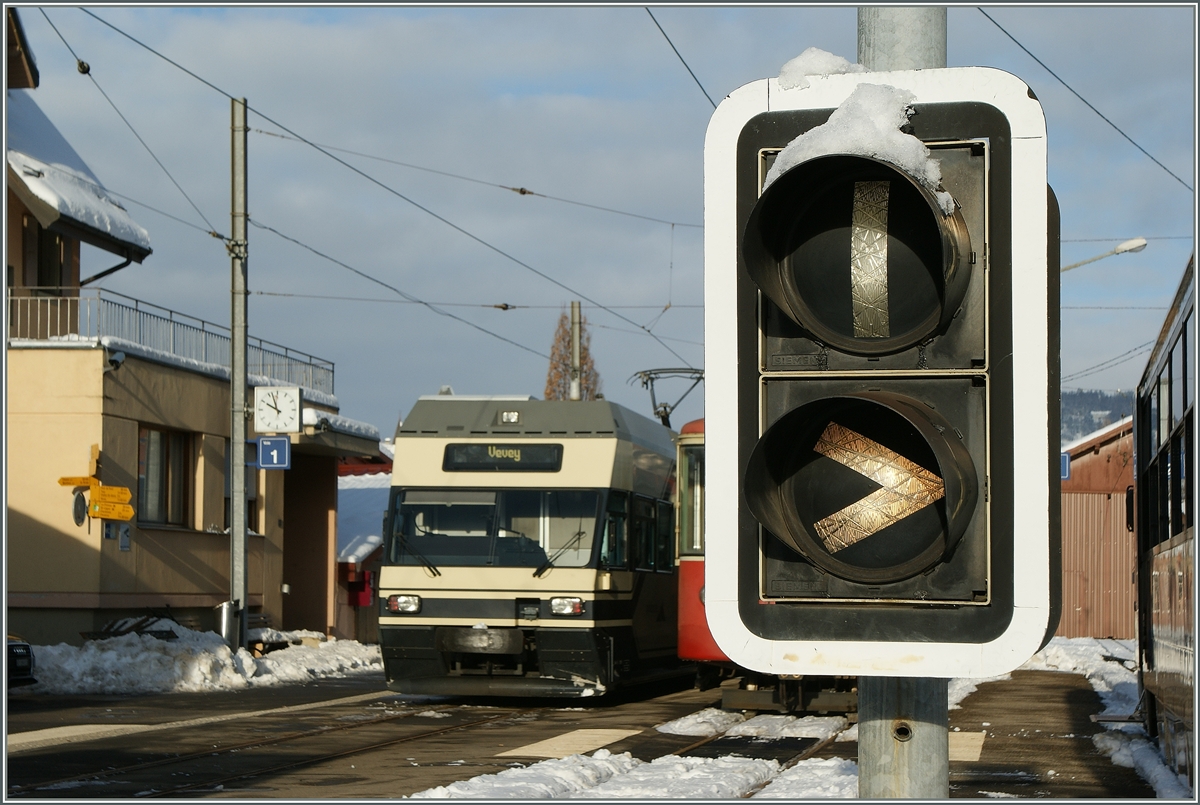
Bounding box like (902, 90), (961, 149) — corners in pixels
(257, 436), (291, 470)
(703, 67), (1060, 680)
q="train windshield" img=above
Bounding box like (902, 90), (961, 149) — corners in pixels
(387, 489), (603, 568)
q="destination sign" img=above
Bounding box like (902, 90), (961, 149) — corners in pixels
(89, 501), (135, 521)
(91, 486), (133, 505)
(443, 443), (563, 472)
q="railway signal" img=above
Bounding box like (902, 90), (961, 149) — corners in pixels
(704, 66), (1060, 679)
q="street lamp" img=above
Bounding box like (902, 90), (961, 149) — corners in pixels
(1061, 237), (1147, 273)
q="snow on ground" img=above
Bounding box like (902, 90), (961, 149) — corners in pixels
(402, 638), (1188, 799)
(14, 620), (381, 695)
(10, 630), (1189, 798)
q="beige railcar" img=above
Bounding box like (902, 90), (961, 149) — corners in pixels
(378, 395), (682, 697)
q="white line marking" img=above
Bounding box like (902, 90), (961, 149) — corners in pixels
(6, 690), (400, 754)
(496, 728), (642, 758)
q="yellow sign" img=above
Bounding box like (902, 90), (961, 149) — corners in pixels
(91, 486), (132, 505)
(89, 501), (135, 521)
(812, 422), (944, 553)
(59, 476), (99, 487)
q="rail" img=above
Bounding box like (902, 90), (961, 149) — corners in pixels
(7, 288), (334, 395)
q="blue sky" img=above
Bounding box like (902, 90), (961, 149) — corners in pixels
(8, 5), (1195, 433)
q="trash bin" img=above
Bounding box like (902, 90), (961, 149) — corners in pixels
(215, 600), (241, 648)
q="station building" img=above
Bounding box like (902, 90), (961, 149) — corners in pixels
(5, 8), (380, 646)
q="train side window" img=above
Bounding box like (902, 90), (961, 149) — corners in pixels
(632, 496), (657, 571)
(1172, 343), (1184, 430)
(1171, 432), (1184, 536)
(678, 444), (705, 556)
(1158, 369), (1171, 448)
(1149, 385), (1160, 455)
(655, 500), (674, 573)
(600, 491), (628, 569)
(1185, 413), (1194, 530)
(1184, 312), (1194, 412)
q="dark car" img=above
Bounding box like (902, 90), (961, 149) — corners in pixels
(7, 634), (36, 688)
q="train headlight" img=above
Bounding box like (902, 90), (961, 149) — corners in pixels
(550, 597), (583, 616)
(387, 594), (422, 614)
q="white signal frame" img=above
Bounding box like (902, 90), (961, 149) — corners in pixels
(703, 66), (1051, 679)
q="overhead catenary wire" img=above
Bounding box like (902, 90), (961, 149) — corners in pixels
(79, 8), (694, 368)
(249, 220), (550, 360)
(40, 9), (225, 240)
(251, 291), (702, 310)
(1062, 237), (1192, 243)
(1061, 340), (1155, 383)
(252, 129), (701, 229)
(645, 8), (716, 109)
(978, 7), (1192, 192)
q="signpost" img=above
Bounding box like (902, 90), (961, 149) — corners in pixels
(89, 500), (135, 521)
(257, 436), (291, 470)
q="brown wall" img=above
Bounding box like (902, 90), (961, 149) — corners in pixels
(282, 453), (337, 635)
(1057, 427), (1137, 639)
(1058, 491), (1137, 639)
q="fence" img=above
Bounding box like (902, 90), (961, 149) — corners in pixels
(7, 288), (334, 395)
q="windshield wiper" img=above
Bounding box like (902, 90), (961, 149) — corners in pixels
(398, 531), (442, 576)
(533, 530), (586, 578)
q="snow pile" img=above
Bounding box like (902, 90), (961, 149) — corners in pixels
(754, 757), (859, 798)
(727, 714), (846, 741)
(1093, 731), (1193, 799)
(656, 706), (746, 736)
(409, 748), (640, 798)
(581, 755), (779, 799)
(778, 47), (866, 91)
(19, 621), (381, 695)
(762, 82), (955, 214)
(248, 626), (326, 643)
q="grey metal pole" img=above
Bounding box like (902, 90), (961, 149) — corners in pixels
(229, 97), (249, 650)
(858, 677), (950, 797)
(856, 8), (950, 798)
(569, 300), (582, 401)
(857, 7), (947, 71)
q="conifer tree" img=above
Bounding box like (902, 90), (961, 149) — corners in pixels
(544, 308), (601, 401)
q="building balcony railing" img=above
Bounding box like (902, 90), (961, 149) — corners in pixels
(7, 287), (335, 396)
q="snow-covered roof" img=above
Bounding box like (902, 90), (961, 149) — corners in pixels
(1061, 415), (1133, 455)
(302, 408), (381, 441)
(6, 89), (152, 261)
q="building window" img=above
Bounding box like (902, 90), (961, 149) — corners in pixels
(138, 426), (191, 525)
(22, 214), (65, 294)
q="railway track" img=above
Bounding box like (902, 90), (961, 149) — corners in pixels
(7, 681), (851, 799)
(6, 700), (543, 798)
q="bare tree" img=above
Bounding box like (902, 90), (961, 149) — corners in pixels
(544, 308), (602, 401)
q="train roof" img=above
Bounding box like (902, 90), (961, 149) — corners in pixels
(396, 396), (676, 456)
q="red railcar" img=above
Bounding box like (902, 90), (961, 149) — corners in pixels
(674, 417), (856, 713)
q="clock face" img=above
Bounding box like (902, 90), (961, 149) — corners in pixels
(254, 387), (301, 433)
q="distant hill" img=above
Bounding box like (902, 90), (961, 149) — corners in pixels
(1060, 389), (1134, 446)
